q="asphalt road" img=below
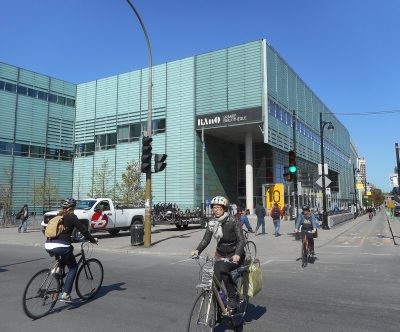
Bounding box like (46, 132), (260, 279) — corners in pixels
(1, 213), (399, 332)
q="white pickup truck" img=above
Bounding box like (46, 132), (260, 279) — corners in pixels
(41, 198), (145, 236)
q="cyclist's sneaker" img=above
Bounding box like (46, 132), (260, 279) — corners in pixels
(59, 294), (75, 304)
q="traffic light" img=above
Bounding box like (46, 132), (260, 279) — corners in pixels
(283, 166), (293, 182)
(141, 136), (153, 173)
(288, 150), (297, 180)
(154, 154), (167, 173)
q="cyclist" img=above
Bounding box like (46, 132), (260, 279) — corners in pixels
(44, 198), (97, 303)
(294, 205), (318, 255)
(191, 196), (245, 311)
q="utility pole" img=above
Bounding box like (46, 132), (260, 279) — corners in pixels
(292, 110), (299, 218)
(126, 0), (153, 247)
(396, 143), (400, 186)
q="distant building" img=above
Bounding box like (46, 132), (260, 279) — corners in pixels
(1, 39), (359, 212)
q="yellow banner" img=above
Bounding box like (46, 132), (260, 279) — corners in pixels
(366, 192), (372, 196)
(356, 183), (364, 189)
(266, 183), (284, 209)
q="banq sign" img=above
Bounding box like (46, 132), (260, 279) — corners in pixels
(196, 107), (262, 129)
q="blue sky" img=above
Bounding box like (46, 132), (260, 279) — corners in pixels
(1, 0), (398, 192)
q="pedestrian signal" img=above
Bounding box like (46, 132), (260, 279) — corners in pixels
(154, 154), (167, 173)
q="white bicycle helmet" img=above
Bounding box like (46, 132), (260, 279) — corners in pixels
(210, 196), (229, 208)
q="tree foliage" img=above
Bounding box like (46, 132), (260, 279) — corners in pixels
(89, 160), (114, 198)
(0, 172), (13, 225)
(114, 160), (145, 206)
(370, 186), (385, 206)
(33, 175), (59, 212)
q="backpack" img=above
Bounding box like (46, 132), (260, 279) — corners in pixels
(272, 207), (280, 220)
(45, 216), (65, 239)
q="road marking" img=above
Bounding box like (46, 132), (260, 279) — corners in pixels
(261, 259), (274, 265)
(359, 235), (367, 247)
(171, 258), (193, 264)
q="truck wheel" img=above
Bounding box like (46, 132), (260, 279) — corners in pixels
(132, 219), (143, 226)
(108, 229), (120, 236)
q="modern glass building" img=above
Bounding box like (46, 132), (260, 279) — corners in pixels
(0, 39), (358, 214)
(0, 62), (76, 214)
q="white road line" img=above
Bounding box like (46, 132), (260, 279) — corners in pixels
(170, 258), (193, 264)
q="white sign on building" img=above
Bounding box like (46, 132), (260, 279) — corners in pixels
(389, 173), (398, 188)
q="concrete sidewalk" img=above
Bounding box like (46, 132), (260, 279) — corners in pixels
(0, 213), (383, 261)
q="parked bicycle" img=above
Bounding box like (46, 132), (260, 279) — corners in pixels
(187, 256), (249, 331)
(22, 240), (103, 319)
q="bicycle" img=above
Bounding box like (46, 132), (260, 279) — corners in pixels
(243, 230), (257, 259)
(295, 230), (314, 268)
(22, 241), (103, 319)
(187, 255), (249, 331)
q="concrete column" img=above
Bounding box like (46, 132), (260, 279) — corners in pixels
(245, 132), (254, 213)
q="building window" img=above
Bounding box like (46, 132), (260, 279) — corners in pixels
(5, 82), (16, 93)
(17, 86), (27, 96)
(95, 133), (117, 151)
(13, 143), (30, 157)
(30, 145), (45, 158)
(0, 141), (13, 155)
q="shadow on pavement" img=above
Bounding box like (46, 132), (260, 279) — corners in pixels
(214, 303), (267, 331)
(0, 257), (46, 269)
(151, 230), (200, 246)
(53, 282), (127, 314)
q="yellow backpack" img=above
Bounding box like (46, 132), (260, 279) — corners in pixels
(44, 216), (65, 239)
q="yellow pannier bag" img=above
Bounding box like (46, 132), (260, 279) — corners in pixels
(241, 258), (263, 298)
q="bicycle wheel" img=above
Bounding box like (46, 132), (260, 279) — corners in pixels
(301, 241), (308, 268)
(75, 258), (104, 300)
(22, 269), (60, 319)
(244, 240), (257, 259)
(186, 291), (216, 332)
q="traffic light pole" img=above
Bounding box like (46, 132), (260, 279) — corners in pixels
(126, 0), (153, 247)
(292, 110), (299, 218)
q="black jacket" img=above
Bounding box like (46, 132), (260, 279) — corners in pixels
(46, 213), (95, 245)
(196, 214), (245, 258)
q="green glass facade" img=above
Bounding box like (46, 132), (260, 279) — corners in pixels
(0, 62), (75, 213)
(0, 39), (358, 213)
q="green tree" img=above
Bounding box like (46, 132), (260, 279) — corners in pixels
(88, 160), (114, 198)
(115, 160), (145, 206)
(0, 172), (13, 225)
(371, 187), (385, 206)
(34, 175), (59, 212)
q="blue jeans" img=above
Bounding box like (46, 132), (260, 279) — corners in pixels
(18, 218), (28, 232)
(255, 217), (265, 234)
(273, 219), (280, 234)
(46, 246), (77, 294)
(241, 218), (253, 232)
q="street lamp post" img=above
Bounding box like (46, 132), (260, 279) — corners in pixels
(319, 113), (334, 230)
(353, 166), (360, 214)
(126, 0), (153, 247)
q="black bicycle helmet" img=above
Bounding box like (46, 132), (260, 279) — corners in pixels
(61, 198), (77, 209)
(302, 205), (311, 211)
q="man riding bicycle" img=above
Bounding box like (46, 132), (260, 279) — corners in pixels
(191, 196), (245, 311)
(294, 205), (318, 255)
(44, 198), (97, 303)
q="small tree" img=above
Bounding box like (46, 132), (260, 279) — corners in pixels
(115, 160), (145, 206)
(371, 187), (385, 206)
(88, 160), (114, 198)
(34, 175), (59, 213)
(0, 174), (13, 225)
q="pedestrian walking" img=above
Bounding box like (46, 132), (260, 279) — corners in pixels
(270, 203), (283, 236)
(17, 204), (29, 233)
(239, 209), (254, 233)
(255, 202), (266, 235)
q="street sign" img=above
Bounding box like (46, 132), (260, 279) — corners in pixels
(266, 183), (284, 209)
(326, 187), (331, 195)
(356, 183), (364, 189)
(297, 181), (302, 195)
(318, 163), (328, 176)
(316, 176), (331, 188)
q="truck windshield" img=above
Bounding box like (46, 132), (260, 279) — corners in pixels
(75, 200), (97, 210)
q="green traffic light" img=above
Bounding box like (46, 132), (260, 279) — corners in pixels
(288, 165), (297, 173)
